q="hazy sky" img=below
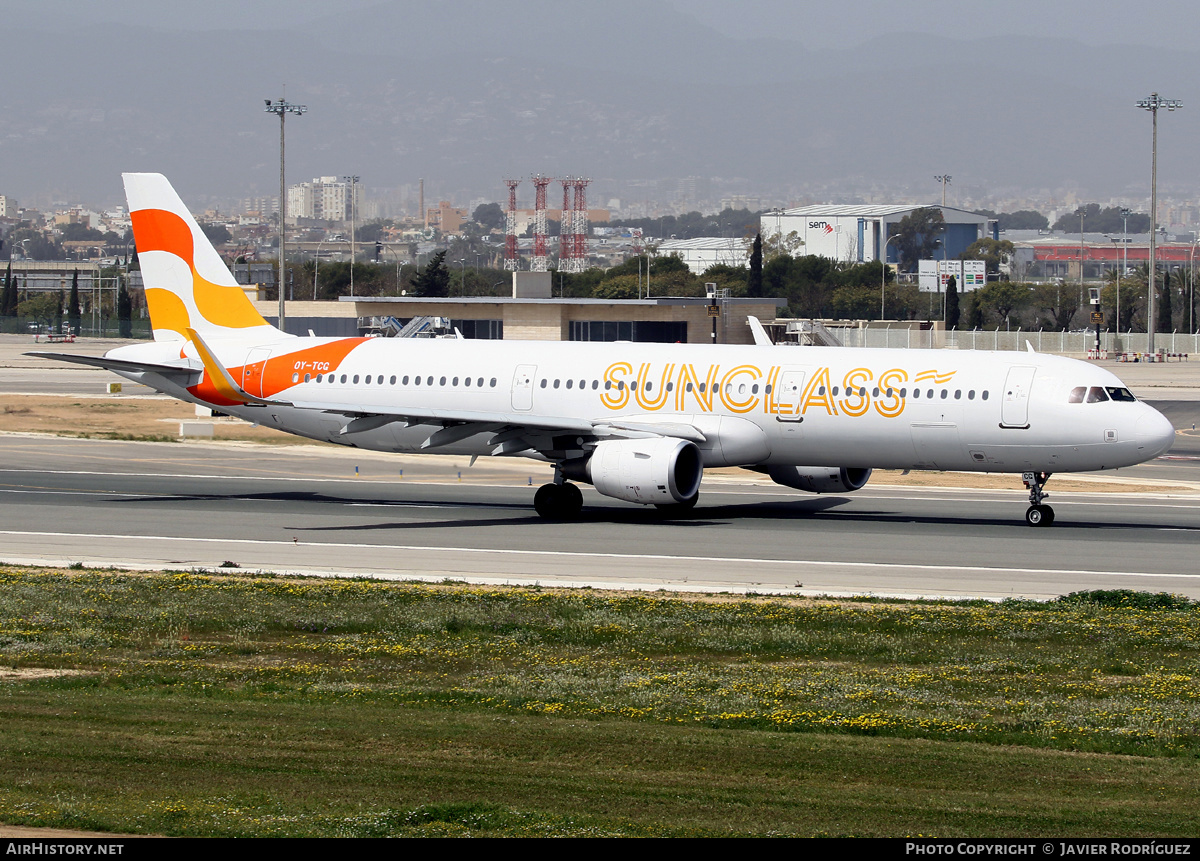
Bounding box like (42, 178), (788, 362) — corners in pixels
(3, 0), (1198, 208)
(4, 0), (1198, 48)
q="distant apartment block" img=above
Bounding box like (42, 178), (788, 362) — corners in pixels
(0, 195), (16, 218)
(287, 177), (360, 223)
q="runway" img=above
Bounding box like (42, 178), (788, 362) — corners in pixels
(1, 435), (1197, 601)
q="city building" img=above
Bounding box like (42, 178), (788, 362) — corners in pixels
(760, 205), (993, 265)
(286, 177), (360, 223)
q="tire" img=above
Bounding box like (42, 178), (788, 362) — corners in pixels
(534, 483), (561, 520)
(560, 482), (583, 518)
(1025, 504), (1053, 527)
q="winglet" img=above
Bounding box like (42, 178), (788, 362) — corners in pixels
(1026, 340), (1036, 353)
(748, 316), (773, 347)
(186, 327), (288, 407)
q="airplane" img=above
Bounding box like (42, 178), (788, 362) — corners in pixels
(33, 173), (1176, 527)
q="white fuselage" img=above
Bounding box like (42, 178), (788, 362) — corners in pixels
(107, 336), (1176, 476)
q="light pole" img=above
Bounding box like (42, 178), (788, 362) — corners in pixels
(343, 175), (359, 297)
(934, 175), (952, 208)
(1136, 93), (1181, 354)
(265, 97), (306, 332)
(1075, 207), (1087, 307)
(1119, 206), (1130, 336)
(881, 233), (900, 319)
(313, 238), (328, 300)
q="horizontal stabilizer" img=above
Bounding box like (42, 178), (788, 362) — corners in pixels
(25, 351), (200, 377)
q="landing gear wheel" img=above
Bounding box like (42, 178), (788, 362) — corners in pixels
(655, 492), (699, 516)
(534, 482), (583, 521)
(1025, 504), (1054, 527)
(1021, 472), (1055, 527)
(560, 482), (583, 518)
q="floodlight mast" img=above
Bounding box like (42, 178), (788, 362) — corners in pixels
(1136, 93), (1181, 354)
(265, 97), (307, 332)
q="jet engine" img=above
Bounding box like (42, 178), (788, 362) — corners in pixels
(571, 437), (703, 505)
(767, 465), (872, 494)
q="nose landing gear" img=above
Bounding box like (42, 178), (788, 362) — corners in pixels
(1022, 471), (1055, 527)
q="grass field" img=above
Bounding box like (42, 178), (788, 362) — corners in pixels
(1, 567), (1198, 837)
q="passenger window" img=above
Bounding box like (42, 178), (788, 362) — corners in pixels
(927, 389), (933, 398)
(292, 373), (299, 383)
(592, 380), (598, 390)
(479, 378), (485, 387)
(667, 382), (675, 392)
(340, 374), (347, 383)
(426, 376), (433, 386)
(686, 382), (693, 392)
(954, 390), (961, 399)
(304, 373), (311, 383)
(605, 381), (612, 390)
(645, 381), (652, 392)
(439, 376), (447, 386)
(579, 380), (586, 389)
(566, 379), (573, 389)
(1086, 386), (1109, 403)
(554, 379), (560, 389)
(900, 388), (907, 397)
(832, 386), (839, 396)
(630, 381), (637, 391)
(490, 378), (497, 387)
(967, 390), (974, 400)
(414, 376), (421, 385)
(452, 377), (459, 386)
(402, 375), (409, 385)
(390, 375), (396, 385)
(982, 391), (989, 401)
(316, 374), (323, 382)
(540, 379), (547, 388)
(872, 387), (879, 398)
(940, 389), (947, 399)
(1068, 386), (1086, 403)
(465, 377), (472, 387)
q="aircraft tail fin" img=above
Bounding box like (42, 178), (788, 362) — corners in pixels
(123, 173), (283, 343)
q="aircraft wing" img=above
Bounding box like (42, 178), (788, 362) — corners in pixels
(278, 397), (707, 450)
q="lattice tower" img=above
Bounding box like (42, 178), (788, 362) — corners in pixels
(559, 178), (573, 267)
(531, 174), (551, 272)
(571, 178), (591, 273)
(504, 179), (520, 272)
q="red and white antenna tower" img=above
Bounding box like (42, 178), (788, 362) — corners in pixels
(559, 178), (573, 268)
(503, 179), (520, 272)
(570, 177), (591, 273)
(530, 174), (552, 272)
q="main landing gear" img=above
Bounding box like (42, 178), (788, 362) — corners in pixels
(534, 480), (583, 521)
(1022, 471), (1055, 527)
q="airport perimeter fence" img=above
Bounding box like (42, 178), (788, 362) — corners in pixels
(0, 316), (152, 340)
(827, 326), (1200, 357)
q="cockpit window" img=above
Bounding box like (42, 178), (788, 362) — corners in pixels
(1068, 386), (1086, 404)
(1105, 386), (1137, 402)
(1085, 386), (1109, 403)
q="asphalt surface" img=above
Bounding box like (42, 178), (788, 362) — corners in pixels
(0, 435), (1197, 600)
(2, 337), (1197, 600)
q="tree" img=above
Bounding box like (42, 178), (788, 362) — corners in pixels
(1051, 204), (1151, 234)
(891, 208), (945, 273)
(1, 261), (13, 317)
(1031, 281), (1078, 331)
(945, 275), (960, 330)
(117, 283), (133, 338)
(55, 289), (64, 333)
(747, 233), (763, 297)
(472, 203), (504, 232)
(1158, 268), (1172, 335)
(997, 210), (1049, 231)
(977, 282), (1032, 328)
(68, 270), (82, 335)
(198, 223), (231, 245)
(411, 251), (450, 297)
(960, 238), (1015, 276)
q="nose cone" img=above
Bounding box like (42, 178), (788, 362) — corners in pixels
(1136, 408), (1176, 458)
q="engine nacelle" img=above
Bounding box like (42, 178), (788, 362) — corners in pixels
(767, 465), (872, 494)
(582, 437), (703, 505)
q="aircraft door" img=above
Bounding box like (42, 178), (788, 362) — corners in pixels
(775, 370), (806, 423)
(511, 364), (536, 411)
(1000, 365), (1036, 428)
(241, 348), (273, 398)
